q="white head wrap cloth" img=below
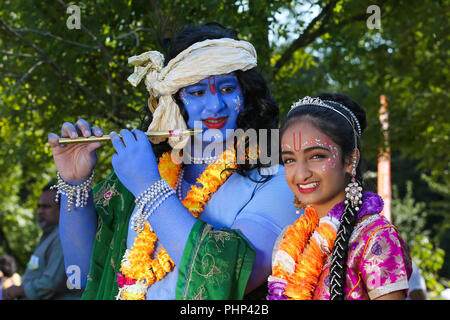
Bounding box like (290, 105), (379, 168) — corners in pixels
(127, 38), (258, 148)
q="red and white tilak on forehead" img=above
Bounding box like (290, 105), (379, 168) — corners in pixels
(282, 131), (340, 170)
(281, 130), (302, 152)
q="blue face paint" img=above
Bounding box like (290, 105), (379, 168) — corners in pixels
(179, 73), (244, 144)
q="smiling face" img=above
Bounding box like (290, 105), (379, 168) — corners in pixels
(281, 119), (352, 217)
(179, 72), (244, 144)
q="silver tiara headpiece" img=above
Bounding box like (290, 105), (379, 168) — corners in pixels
(288, 96), (362, 136)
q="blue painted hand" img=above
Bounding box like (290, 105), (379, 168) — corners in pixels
(110, 129), (162, 197)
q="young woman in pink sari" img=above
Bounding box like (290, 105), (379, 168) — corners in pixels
(268, 93), (412, 300)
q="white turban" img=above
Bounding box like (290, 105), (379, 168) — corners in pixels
(127, 38), (257, 148)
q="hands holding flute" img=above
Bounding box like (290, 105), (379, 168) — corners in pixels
(48, 119), (103, 184)
(48, 119), (163, 197)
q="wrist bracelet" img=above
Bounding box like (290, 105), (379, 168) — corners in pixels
(131, 179), (175, 232)
(51, 171), (95, 212)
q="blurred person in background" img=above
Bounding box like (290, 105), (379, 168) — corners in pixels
(407, 261), (428, 300)
(0, 254), (22, 299)
(1, 183), (82, 300)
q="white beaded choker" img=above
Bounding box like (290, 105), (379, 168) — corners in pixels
(183, 151), (220, 164)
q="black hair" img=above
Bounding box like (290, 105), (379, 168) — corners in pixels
(0, 254), (17, 278)
(139, 22), (279, 179)
(42, 179), (57, 192)
(280, 93), (367, 300)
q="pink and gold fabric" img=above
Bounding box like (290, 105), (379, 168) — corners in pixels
(313, 213), (412, 299)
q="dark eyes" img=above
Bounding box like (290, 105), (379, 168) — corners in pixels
(220, 86), (235, 94)
(188, 89), (206, 97)
(311, 154), (326, 159)
(281, 153), (327, 165)
(187, 85), (236, 97)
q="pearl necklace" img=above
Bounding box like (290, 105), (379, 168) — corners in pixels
(175, 167), (185, 201)
(184, 152), (220, 164)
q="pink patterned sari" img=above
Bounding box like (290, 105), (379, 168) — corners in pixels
(313, 213), (412, 299)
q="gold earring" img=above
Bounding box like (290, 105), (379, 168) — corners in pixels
(293, 196), (306, 214)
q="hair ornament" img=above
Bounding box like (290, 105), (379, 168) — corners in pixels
(288, 96), (361, 136)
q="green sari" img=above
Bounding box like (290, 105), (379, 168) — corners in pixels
(82, 171), (255, 300)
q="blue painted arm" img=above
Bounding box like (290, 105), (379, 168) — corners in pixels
(58, 192), (97, 289)
(130, 194), (197, 266)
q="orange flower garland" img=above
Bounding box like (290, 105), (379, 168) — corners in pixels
(118, 222), (174, 300)
(269, 206), (338, 300)
(117, 148), (237, 300)
(182, 149), (237, 217)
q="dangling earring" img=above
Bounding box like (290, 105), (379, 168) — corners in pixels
(344, 149), (363, 211)
(293, 196), (306, 214)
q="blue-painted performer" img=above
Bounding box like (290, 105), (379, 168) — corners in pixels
(47, 23), (298, 300)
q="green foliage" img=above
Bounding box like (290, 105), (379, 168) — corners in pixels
(410, 235), (446, 299)
(392, 180), (447, 299)
(0, 0), (448, 285)
(392, 181), (429, 246)
(0, 165), (41, 273)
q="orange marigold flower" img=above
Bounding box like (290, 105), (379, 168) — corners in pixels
(269, 205), (339, 300)
(158, 152), (181, 188)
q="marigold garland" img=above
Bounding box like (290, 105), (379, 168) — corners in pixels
(182, 149), (237, 217)
(117, 148), (237, 300)
(268, 206), (338, 300)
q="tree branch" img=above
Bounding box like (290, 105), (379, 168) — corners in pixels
(1, 60), (46, 96)
(113, 28), (154, 47)
(12, 28), (98, 50)
(271, 0), (390, 79)
(0, 50), (39, 58)
(271, 0), (338, 78)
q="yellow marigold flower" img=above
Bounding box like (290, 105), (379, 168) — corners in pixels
(158, 152), (181, 188)
(157, 249), (175, 273)
(186, 186), (210, 204)
(122, 291), (146, 300)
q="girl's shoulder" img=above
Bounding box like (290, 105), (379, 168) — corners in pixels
(350, 213), (394, 244)
(348, 213), (411, 273)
